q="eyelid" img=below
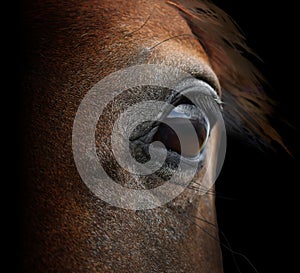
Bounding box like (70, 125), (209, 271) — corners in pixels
(171, 77), (222, 108)
(186, 62), (221, 96)
(130, 79), (221, 142)
(193, 73), (220, 95)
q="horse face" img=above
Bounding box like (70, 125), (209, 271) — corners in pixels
(24, 0), (225, 272)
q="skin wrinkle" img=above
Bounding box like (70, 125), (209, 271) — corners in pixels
(22, 0), (273, 272)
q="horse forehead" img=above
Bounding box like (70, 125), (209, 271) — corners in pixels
(92, 0), (215, 104)
(103, 0), (190, 33)
(96, 0), (210, 75)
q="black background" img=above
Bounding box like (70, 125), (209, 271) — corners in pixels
(213, 1), (299, 272)
(13, 1), (299, 272)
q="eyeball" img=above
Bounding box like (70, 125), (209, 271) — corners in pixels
(153, 104), (210, 159)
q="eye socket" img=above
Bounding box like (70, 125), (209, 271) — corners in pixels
(153, 104), (210, 159)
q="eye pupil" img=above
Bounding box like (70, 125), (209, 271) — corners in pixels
(154, 117), (208, 158)
(155, 121), (181, 154)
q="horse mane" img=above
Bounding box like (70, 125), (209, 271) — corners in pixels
(167, 0), (284, 149)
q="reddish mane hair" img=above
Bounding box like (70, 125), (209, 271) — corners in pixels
(167, 0), (284, 148)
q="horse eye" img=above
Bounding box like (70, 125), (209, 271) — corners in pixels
(153, 105), (209, 158)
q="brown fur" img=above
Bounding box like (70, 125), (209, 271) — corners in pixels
(22, 0), (276, 272)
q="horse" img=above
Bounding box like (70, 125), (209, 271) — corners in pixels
(21, 0), (283, 272)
